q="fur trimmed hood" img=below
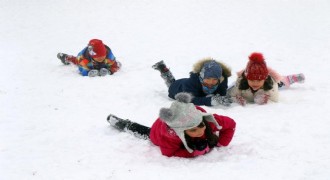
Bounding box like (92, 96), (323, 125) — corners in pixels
(192, 58), (232, 78)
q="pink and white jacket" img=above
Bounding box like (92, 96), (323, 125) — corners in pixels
(228, 68), (283, 103)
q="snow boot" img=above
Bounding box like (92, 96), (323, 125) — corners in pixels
(152, 60), (169, 73)
(107, 114), (151, 139)
(57, 53), (78, 65)
(107, 114), (132, 131)
(152, 60), (175, 87)
(57, 53), (70, 65)
(279, 73), (305, 88)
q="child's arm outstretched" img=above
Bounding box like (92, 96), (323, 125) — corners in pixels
(213, 114), (236, 146)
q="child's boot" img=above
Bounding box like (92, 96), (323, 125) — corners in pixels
(152, 60), (168, 72)
(57, 53), (70, 65)
(57, 53), (78, 65)
(107, 114), (132, 131)
(280, 73), (305, 88)
(152, 60), (175, 87)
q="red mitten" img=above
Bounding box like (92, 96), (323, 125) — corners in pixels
(235, 95), (247, 106)
(254, 94), (270, 105)
(193, 146), (210, 156)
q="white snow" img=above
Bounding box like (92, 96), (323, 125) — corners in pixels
(1, 0), (330, 179)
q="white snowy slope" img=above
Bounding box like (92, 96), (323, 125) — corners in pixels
(1, 0), (330, 179)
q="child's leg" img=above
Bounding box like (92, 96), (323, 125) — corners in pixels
(107, 114), (150, 140)
(278, 73), (305, 88)
(126, 123), (151, 140)
(152, 60), (175, 88)
(57, 53), (78, 65)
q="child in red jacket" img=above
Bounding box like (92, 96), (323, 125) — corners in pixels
(107, 92), (236, 158)
(57, 39), (121, 77)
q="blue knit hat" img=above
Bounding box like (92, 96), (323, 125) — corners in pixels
(200, 60), (222, 79)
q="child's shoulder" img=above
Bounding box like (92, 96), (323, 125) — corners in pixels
(267, 67), (282, 83)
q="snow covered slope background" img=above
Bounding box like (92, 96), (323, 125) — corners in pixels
(1, 0), (330, 179)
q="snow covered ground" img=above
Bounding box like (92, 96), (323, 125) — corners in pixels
(1, 0), (330, 179)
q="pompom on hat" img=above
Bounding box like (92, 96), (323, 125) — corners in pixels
(87, 39), (107, 58)
(245, 52), (269, 80)
(200, 60), (222, 79)
(159, 92), (221, 153)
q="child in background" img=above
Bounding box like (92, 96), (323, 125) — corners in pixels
(107, 92), (236, 158)
(228, 52), (305, 106)
(152, 58), (232, 107)
(57, 39), (121, 77)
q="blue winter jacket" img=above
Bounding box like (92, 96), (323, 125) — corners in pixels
(168, 72), (229, 106)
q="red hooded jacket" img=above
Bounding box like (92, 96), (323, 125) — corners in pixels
(149, 106), (236, 158)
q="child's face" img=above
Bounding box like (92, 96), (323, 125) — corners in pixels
(202, 78), (219, 88)
(247, 79), (265, 90)
(185, 122), (206, 138)
(93, 56), (106, 63)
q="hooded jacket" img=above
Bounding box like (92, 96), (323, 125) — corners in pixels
(168, 58), (231, 106)
(76, 45), (120, 76)
(149, 106), (236, 158)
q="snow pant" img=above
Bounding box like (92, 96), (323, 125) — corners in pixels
(126, 122), (151, 140)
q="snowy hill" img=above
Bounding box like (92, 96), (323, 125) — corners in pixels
(1, 0), (330, 179)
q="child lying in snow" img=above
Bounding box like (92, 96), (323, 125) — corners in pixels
(107, 92), (236, 158)
(228, 52), (305, 106)
(57, 39), (121, 77)
(152, 58), (232, 107)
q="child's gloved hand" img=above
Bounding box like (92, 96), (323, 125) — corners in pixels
(235, 95), (247, 106)
(193, 145), (210, 156)
(254, 94), (270, 105)
(211, 94), (232, 106)
(191, 139), (210, 156)
(99, 68), (110, 76)
(88, 69), (99, 77)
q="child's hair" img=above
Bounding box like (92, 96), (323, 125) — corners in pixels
(185, 119), (219, 150)
(238, 73), (273, 91)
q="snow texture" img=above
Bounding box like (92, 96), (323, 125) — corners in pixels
(1, 0), (330, 179)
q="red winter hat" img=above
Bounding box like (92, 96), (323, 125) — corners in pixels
(87, 39), (106, 58)
(245, 52), (269, 80)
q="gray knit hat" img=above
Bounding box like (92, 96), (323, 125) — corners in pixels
(159, 92), (221, 153)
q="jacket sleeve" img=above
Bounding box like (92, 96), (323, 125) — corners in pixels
(191, 96), (213, 106)
(78, 59), (90, 76)
(181, 79), (213, 106)
(76, 47), (90, 76)
(107, 60), (120, 74)
(150, 119), (195, 158)
(159, 138), (195, 158)
(268, 78), (279, 102)
(105, 47), (120, 74)
(213, 114), (236, 146)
